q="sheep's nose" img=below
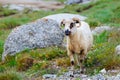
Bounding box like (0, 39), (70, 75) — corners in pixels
(65, 29), (71, 36)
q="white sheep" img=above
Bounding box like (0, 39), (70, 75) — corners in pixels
(61, 17), (93, 73)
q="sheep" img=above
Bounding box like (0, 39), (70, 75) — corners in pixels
(61, 17), (93, 73)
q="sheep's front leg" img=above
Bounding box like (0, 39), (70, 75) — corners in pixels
(75, 54), (80, 66)
(67, 49), (75, 77)
(67, 49), (74, 70)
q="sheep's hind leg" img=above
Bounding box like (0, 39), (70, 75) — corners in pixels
(79, 50), (86, 74)
(79, 57), (84, 74)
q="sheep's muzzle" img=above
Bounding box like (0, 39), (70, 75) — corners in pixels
(65, 29), (71, 36)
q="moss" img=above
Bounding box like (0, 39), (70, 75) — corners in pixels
(56, 57), (70, 67)
(29, 47), (66, 60)
(26, 61), (57, 76)
(16, 55), (34, 71)
(108, 28), (120, 43)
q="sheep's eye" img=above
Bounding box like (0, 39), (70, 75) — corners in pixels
(70, 23), (74, 29)
(63, 23), (65, 26)
(75, 21), (79, 23)
(61, 22), (65, 27)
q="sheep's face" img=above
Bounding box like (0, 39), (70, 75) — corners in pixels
(61, 18), (81, 36)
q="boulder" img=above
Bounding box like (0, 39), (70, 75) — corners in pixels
(43, 13), (87, 25)
(2, 19), (64, 61)
(92, 26), (112, 35)
(65, 0), (92, 5)
(115, 45), (120, 55)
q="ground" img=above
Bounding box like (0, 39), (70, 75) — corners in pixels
(0, 0), (120, 80)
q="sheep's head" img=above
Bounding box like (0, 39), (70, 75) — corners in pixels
(61, 17), (81, 36)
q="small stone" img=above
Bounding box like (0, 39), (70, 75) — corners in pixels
(100, 68), (107, 74)
(43, 74), (57, 79)
(91, 74), (106, 80)
(115, 45), (120, 55)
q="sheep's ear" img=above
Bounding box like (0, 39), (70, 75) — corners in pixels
(72, 17), (81, 27)
(60, 19), (65, 27)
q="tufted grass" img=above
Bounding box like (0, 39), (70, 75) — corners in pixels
(57, 0), (65, 3)
(0, 0), (120, 29)
(0, 4), (18, 17)
(0, 70), (25, 80)
(82, 0), (120, 27)
(85, 30), (120, 75)
(0, 0), (120, 78)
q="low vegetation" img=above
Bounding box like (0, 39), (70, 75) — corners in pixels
(0, 0), (120, 79)
(0, 70), (25, 80)
(0, 4), (18, 17)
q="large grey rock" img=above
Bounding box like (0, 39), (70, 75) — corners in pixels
(115, 45), (120, 55)
(92, 26), (112, 35)
(43, 13), (87, 25)
(65, 0), (92, 5)
(2, 19), (64, 61)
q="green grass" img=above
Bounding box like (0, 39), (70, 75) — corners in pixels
(0, 0), (120, 78)
(0, 70), (25, 80)
(0, 0), (120, 29)
(85, 30), (120, 75)
(81, 0), (120, 27)
(57, 0), (65, 3)
(0, 4), (17, 17)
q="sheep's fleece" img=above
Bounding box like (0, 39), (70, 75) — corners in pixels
(2, 19), (64, 60)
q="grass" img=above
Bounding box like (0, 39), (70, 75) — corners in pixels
(57, 0), (65, 3)
(0, 70), (25, 80)
(0, 0), (120, 79)
(81, 0), (120, 27)
(0, 0), (120, 29)
(0, 5), (17, 17)
(85, 30), (120, 75)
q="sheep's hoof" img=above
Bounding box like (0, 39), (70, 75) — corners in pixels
(70, 74), (74, 77)
(80, 70), (84, 74)
(80, 68), (85, 74)
(69, 70), (74, 77)
(71, 61), (74, 65)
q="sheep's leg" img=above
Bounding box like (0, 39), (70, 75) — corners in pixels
(75, 54), (80, 66)
(79, 55), (85, 73)
(67, 50), (74, 77)
(79, 49), (86, 74)
(68, 50), (74, 70)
